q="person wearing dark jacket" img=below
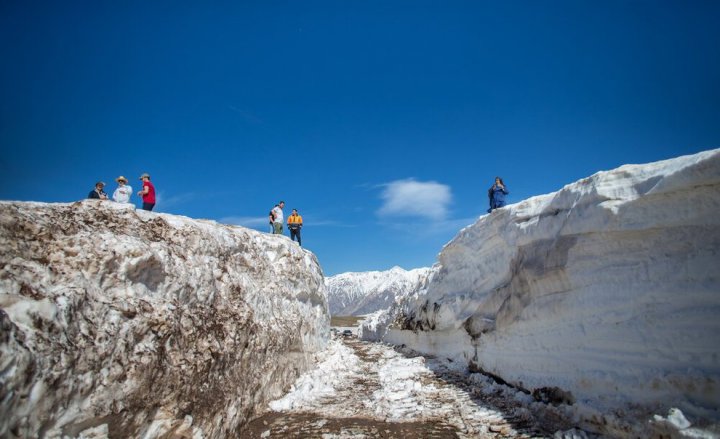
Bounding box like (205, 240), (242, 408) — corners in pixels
(488, 177), (509, 212)
(269, 205), (277, 233)
(88, 181), (108, 200)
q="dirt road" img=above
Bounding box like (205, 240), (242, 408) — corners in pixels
(241, 337), (576, 438)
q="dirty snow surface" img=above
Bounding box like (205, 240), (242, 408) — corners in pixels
(0, 200), (328, 438)
(243, 337), (586, 438)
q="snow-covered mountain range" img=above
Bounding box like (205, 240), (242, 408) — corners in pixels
(361, 148), (720, 432)
(325, 266), (431, 316)
(0, 201), (328, 438)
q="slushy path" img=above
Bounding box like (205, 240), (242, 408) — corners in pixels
(242, 336), (570, 438)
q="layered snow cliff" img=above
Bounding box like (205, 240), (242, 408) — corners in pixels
(325, 266), (431, 316)
(362, 149), (720, 426)
(0, 201), (328, 438)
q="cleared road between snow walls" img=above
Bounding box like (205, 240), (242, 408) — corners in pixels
(0, 201), (328, 438)
(364, 149), (720, 426)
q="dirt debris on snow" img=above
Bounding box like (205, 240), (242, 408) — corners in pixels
(242, 337), (583, 438)
(0, 200), (328, 438)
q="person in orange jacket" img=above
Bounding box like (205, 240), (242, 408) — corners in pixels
(287, 208), (303, 246)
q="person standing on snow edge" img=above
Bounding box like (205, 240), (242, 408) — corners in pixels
(137, 173), (156, 211)
(269, 205), (278, 233)
(488, 177), (509, 213)
(88, 181), (108, 200)
(112, 176), (132, 203)
(287, 208), (303, 246)
(272, 201), (285, 235)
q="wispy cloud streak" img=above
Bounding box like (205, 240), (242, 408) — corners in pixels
(219, 216), (269, 228)
(219, 216), (355, 229)
(156, 191), (198, 210)
(228, 105), (263, 124)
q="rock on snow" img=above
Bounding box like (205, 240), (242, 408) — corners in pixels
(362, 149), (720, 424)
(0, 201), (329, 438)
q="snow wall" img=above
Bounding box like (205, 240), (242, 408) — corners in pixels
(363, 149), (720, 422)
(0, 201), (329, 438)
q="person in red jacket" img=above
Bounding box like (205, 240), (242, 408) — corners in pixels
(137, 173), (156, 211)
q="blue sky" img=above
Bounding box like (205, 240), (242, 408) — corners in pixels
(1, 1), (718, 276)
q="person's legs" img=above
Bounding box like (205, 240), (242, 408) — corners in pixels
(273, 222), (283, 234)
(142, 203), (155, 211)
(290, 229), (301, 245)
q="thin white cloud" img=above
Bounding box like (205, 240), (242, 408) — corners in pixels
(304, 219), (357, 228)
(380, 216), (479, 237)
(228, 105), (263, 124)
(377, 179), (452, 221)
(219, 215), (355, 229)
(219, 216), (269, 228)
(156, 191), (198, 210)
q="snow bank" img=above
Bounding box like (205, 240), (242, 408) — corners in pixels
(269, 338), (359, 412)
(325, 266), (431, 316)
(363, 149), (720, 425)
(0, 200), (329, 438)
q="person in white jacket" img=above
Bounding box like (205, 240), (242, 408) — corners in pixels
(112, 176), (133, 203)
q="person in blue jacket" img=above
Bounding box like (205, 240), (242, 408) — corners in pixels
(488, 177), (509, 212)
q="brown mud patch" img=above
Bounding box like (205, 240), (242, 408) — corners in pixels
(241, 412), (460, 438)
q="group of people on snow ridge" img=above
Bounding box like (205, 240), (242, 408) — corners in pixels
(269, 201), (303, 246)
(88, 173), (156, 211)
(265, 177), (507, 249)
(87, 175), (506, 247)
(263, 176), (507, 249)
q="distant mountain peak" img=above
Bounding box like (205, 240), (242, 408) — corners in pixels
(325, 266), (431, 316)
